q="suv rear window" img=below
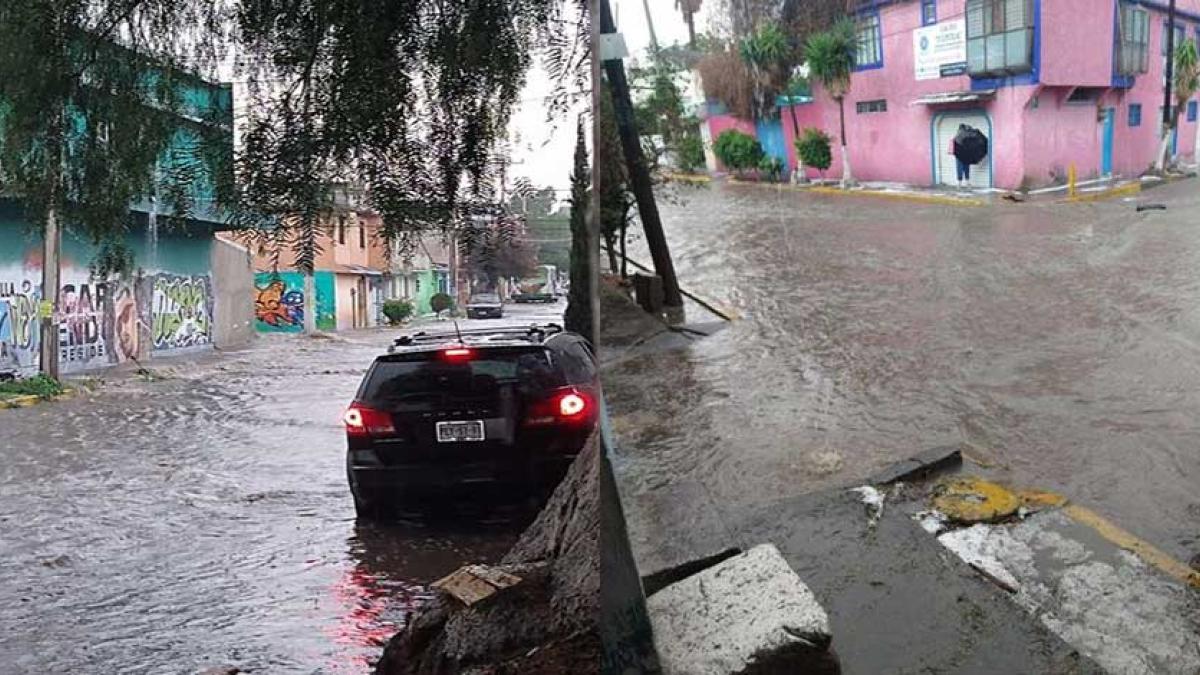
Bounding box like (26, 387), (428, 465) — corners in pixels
(359, 348), (564, 410)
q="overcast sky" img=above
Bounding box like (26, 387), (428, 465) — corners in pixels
(505, 0), (707, 202)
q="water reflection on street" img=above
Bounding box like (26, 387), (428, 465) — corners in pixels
(0, 309), (558, 672)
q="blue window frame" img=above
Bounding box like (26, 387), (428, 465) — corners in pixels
(922, 0), (937, 25)
(1189, 100), (1198, 123)
(854, 10), (883, 70)
(1129, 103), (1143, 126)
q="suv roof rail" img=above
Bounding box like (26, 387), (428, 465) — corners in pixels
(391, 323), (564, 348)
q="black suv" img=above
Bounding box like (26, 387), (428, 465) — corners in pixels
(344, 323), (598, 518)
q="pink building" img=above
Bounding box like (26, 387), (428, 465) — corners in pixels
(706, 0), (1200, 190)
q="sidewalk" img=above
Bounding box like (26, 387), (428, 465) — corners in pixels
(715, 171), (1197, 207)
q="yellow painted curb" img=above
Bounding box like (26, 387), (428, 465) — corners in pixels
(1016, 489), (1068, 509)
(808, 185), (986, 207)
(0, 394), (41, 409)
(931, 476), (1021, 523)
(1063, 503), (1200, 589)
(0, 387), (75, 409)
(663, 172), (712, 184)
(974, 484), (1199, 590)
(1065, 181), (1141, 203)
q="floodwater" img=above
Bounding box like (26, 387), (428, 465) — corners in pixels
(0, 302), (563, 674)
(606, 180), (1200, 564)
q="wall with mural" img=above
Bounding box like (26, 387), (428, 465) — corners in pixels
(254, 271), (336, 332)
(0, 204), (218, 375)
(149, 273), (212, 352)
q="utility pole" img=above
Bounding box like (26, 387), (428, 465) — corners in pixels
(600, 0), (683, 308)
(1163, 0), (1178, 166)
(641, 0), (659, 53)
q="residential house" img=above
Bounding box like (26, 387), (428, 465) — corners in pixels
(237, 196), (390, 333)
(380, 234), (453, 317)
(703, 0), (1200, 189)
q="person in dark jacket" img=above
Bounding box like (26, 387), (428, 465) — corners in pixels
(951, 124), (971, 187)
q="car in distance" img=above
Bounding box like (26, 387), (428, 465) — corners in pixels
(466, 292), (504, 319)
(344, 323), (598, 518)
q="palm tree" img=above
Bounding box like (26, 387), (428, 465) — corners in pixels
(1159, 39), (1200, 171)
(805, 18), (858, 188)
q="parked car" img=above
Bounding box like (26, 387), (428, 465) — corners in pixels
(344, 323), (598, 518)
(466, 292), (504, 319)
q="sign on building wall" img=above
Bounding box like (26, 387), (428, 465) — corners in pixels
(914, 19), (967, 80)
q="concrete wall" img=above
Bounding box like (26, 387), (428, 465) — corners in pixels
(210, 237), (255, 349)
(0, 201), (219, 376)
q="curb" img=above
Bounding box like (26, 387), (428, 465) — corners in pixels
(808, 185), (986, 207)
(724, 177), (987, 207)
(662, 172), (712, 184)
(0, 388), (76, 410)
(1064, 180), (1141, 203)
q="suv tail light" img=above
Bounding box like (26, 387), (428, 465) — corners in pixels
(344, 402), (396, 436)
(523, 388), (593, 427)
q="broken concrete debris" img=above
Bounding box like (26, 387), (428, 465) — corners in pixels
(431, 564), (524, 607)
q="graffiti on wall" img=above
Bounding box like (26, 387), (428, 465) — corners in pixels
(0, 280), (41, 374)
(58, 281), (108, 370)
(151, 274), (212, 351)
(255, 279), (305, 329)
(253, 272), (336, 332)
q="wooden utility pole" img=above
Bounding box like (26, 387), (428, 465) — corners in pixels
(599, 0), (683, 308)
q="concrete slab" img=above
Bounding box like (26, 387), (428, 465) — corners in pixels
(646, 544), (834, 675)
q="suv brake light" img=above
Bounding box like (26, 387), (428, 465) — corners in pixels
(524, 388), (592, 427)
(442, 347), (473, 360)
(344, 403), (396, 436)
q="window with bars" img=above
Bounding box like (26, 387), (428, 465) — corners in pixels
(338, 215), (346, 245)
(922, 0), (937, 26)
(1116, 3), (1150, 75)
(966, 0), (1034, 76)
(856, 99), (888, 113)
(855, 12), (883, 69)
(1189, 100), (1198, 123)
(1129, 103), (1142, 127)
(359, 217), (366, 248)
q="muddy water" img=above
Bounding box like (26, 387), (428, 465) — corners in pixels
(0, 332), (524, 674)
(609, 181), (1200, 562)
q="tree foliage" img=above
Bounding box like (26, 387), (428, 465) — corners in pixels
(563, 118), (592, 343)
(230, 0), (590, 273)
(0, 1), (231, 277)
(713, 130), (763, 174)
(804, 18), (856, 101)
(796, 127), (832, 174)
(461, 216), (539, 287)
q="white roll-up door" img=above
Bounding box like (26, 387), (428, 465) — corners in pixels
(934, 112), (993, 188)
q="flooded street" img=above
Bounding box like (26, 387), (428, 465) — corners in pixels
(608, 180), (1200, 564)
(0, 302), (561, 674)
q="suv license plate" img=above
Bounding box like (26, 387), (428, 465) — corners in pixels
(436, 420), (485, 443)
